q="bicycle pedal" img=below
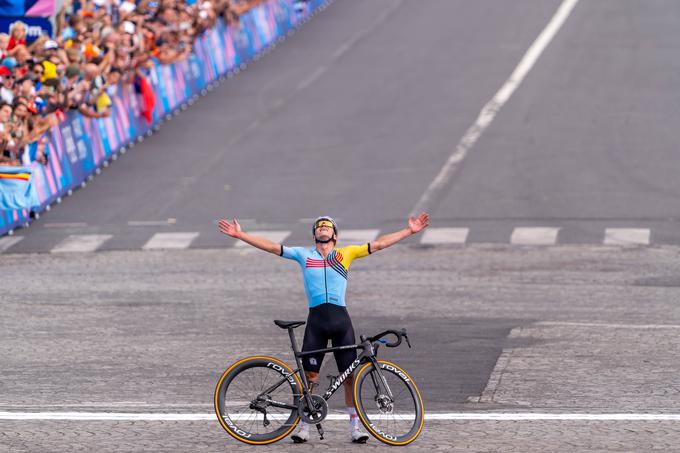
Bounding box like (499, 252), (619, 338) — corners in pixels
(316, 423), (324, 440)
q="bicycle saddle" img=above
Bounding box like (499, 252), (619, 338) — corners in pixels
(274, 320), (306, 329)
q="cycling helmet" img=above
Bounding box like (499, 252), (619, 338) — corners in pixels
(312, 216), (338, 243)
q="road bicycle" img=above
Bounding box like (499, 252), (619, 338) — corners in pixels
(214, 319), (424, 446)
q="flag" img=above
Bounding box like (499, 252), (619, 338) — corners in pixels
(134, 74), (156, 125)
(0, 166), (40, 211)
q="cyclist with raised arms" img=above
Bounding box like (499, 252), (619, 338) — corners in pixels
(218, 213), (429, 443)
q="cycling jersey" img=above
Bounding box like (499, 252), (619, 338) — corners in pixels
(280, 244), (372, 308)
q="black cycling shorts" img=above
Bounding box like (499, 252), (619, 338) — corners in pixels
(301, 303), (357, 374)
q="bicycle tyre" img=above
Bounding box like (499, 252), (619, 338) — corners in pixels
(214, 356), (302, 445)
(353, 360), (425, 446)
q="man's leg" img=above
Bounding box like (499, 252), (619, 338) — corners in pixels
(344, 375), (368, 443)
(292, 317), (324, 444)
(305, 371), (319, 393)
(331, 309), (369, 445)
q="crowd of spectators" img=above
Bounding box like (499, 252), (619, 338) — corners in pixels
(0, 0), (265, 167)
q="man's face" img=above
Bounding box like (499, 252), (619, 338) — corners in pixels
(314, 221), (335, 243)
(20, 79), (34, 96)
(13, 103), (28, 118)
(0, 105), (12, 122)
(32, 64), (44, 77)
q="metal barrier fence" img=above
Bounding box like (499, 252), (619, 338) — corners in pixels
(0, 0), (331, 236)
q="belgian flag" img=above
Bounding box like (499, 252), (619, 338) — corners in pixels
(0, 166), (40, 211)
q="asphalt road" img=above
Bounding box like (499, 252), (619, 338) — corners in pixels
(3, 245), (680, 451)
(3, 0), (680, 451)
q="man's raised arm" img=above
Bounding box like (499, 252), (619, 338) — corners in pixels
(218, 218), (282, 255)
(370, 212), (429, 252)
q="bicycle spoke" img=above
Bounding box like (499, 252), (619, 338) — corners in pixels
(218, 360), (299, 442)
(357, 365), (421, 443)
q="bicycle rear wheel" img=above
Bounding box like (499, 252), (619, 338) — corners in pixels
(353, 360), (424, 446)
(214, 356), (302, 445)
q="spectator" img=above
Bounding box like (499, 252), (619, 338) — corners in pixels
(0, 33), (9, 60)
(0, 68), (14, 104)
(7, 22), (27, 54)
(0, 0), (266, 168)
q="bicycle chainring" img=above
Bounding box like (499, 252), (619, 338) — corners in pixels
(298, 394), (328, 424)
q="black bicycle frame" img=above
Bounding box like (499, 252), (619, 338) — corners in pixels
(256, 328), (389, 412)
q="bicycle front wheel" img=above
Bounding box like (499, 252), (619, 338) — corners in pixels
(214, 356), (302, 445)
(353, 360), (424, 446)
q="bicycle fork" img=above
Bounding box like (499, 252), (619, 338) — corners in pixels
(368, 358), (395, 411)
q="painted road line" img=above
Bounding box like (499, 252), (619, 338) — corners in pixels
(234, 230), (291, 247)
(336, 229), (379, 246)
(128, 220), (175, 227)
(538, 321), (680, 329)
(43, 222), (88, 228)
(604, 228), (650, 245)
(0, 236), (23, 253)
(3, 412), (680, 421)
(51, 235), (113, 253)
(142, 232), (200, 250)
(410, 0), (580, 216)
(510, 227), (560, 245)
(420, 227), (469, 244)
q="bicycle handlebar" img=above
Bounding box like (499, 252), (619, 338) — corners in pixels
(366, 328), (411, 348)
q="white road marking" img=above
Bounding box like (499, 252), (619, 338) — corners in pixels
(51, 235), (112, 253)
(336, 229), (379, 246)
(538, 321), (680, 329)
(142, 232), (199, 250)
(510, 227), (560, 245)
(604, 228), (650, 245)
(420, 227), (469, 244)
(0, 236), (23, 253)
(410, 0), (580, 216)
(128, 220), (173, 227)
(43, 222), (88, 228)
(234, 230), (290, 247)
(0, 403), (213, 408)
(2, 412), (680, 421)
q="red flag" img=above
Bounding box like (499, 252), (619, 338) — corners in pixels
(135, 74), (156, 124)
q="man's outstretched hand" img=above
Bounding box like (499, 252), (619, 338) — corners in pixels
(408, 212), (429, 234)
(218, 218), (242, 239)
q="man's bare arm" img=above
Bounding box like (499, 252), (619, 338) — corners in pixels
(218, 218), (281, 254)
(370, 212), (429, 252)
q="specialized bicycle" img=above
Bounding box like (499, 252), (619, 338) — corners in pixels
(214, 320), (424, 446)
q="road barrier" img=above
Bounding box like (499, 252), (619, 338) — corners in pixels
(0, 0), (331, 236)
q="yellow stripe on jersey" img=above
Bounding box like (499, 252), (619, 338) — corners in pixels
(336, 244), (371, 270)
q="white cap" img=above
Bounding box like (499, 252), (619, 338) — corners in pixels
(122, 20), (136, 34)
(119, 1), (136, 13)
(44, 39), (59, 50)
(93, 0), (106, 6)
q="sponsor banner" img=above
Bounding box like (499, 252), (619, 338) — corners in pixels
(0, 0), (55, 17)
(0, 17), (52, 43)
(0, 0), (328, 235)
